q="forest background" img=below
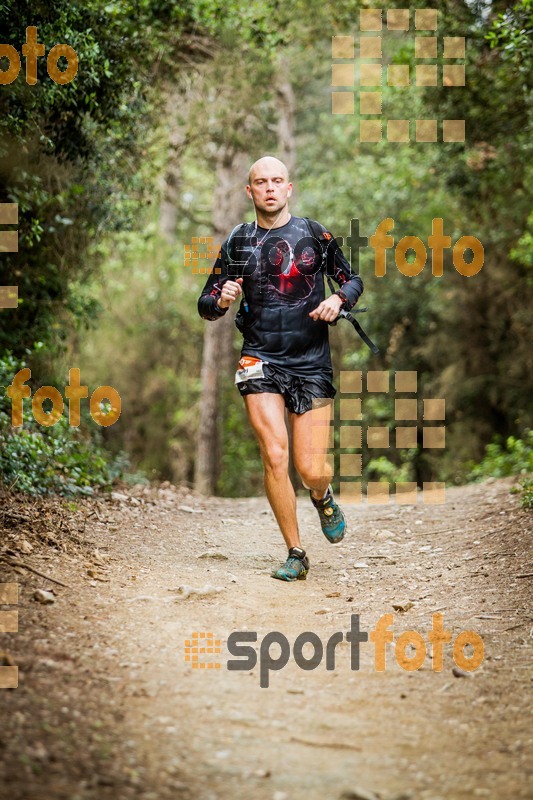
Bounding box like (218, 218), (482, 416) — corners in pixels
(0, 0), (531, 500)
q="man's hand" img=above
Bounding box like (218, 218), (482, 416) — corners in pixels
(309, 293), (344, 323)
(217, 277), (243, 309)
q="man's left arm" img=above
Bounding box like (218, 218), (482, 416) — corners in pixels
(325, 232), (363, 310)
(309, 228), (364, 322)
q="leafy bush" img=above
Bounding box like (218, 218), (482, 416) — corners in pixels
(365, 455), (413, 484)
(0, 352), (127, 496)
(467, 431), (533, 481)
(511, 476), (533, 511)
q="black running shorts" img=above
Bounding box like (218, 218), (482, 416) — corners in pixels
(236, 361), (336, 415)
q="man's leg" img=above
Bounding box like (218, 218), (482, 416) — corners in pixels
(289, 399), (334, 499)
(290, 399), (346, 544)
(243, 393), (301, 550)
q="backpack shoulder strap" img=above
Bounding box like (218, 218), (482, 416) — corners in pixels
(225, 222), (247, 265)
(303, 217), (336, 293)
(303, 217), (328, 257)
(304, 220), (379, 354)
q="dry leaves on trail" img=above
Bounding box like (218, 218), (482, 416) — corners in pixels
(0, 490), (89, 554)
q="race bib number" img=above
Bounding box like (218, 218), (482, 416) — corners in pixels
(234, 356), (268, 384)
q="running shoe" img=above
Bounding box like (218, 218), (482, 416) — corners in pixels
(271, 547), (310, 581)
(310, 485), (346, 543)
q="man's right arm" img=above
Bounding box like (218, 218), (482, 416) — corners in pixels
(197, 241), (230, 321)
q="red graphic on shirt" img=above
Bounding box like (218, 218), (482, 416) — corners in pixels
(267, 239), (318, 303)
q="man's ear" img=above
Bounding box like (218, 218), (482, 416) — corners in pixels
(287, 182), (293, 198)
(245, 185), (253, 200)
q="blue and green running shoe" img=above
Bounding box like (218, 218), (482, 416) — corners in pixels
(271, 547), (310, 581)
(310, 485), (346, 544)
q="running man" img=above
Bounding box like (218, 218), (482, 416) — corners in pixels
(198, 156), (363, 581)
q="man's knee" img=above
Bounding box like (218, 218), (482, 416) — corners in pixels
(262, 442), (289, 476)
(296, 459), (331, 488)
(296, 466), (315, 487)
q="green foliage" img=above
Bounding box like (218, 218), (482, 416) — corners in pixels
(218, 377), (264, 497)
(467, 431), (533, 481)
(511, 210), (533, 281)
(78, 219), (206, 482)
(365, 455), (413, 484)
(487, 0), (533, 74)
(0, 0), (249, 359)
(84, 0), (531, 491)
(513, 476), (533, 510)
(1, 0), (531, 496)
(0, 352), (127, 495)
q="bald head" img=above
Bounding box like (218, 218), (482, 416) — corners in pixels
(246, 156), (293, 221)
(248, 156), (289, 184)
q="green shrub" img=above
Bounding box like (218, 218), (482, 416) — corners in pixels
(0, 352), (127, 496)
(511, 476), (533, 511)
(467, 431), (533, 481)
(365, 455), (413, 483)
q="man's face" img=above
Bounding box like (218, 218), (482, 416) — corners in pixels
(246, 164), (292, 214)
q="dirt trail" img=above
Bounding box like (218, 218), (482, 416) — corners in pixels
(1, 479), (531, 800)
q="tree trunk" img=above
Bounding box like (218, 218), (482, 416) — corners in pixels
(275, 67), (301, 492)
(159, 90), (187, 243)
(194, 146), (249, 495)
(276, 72), (296, 175)
(196, 67), (297, 497)
(159, 152), (182, 243)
